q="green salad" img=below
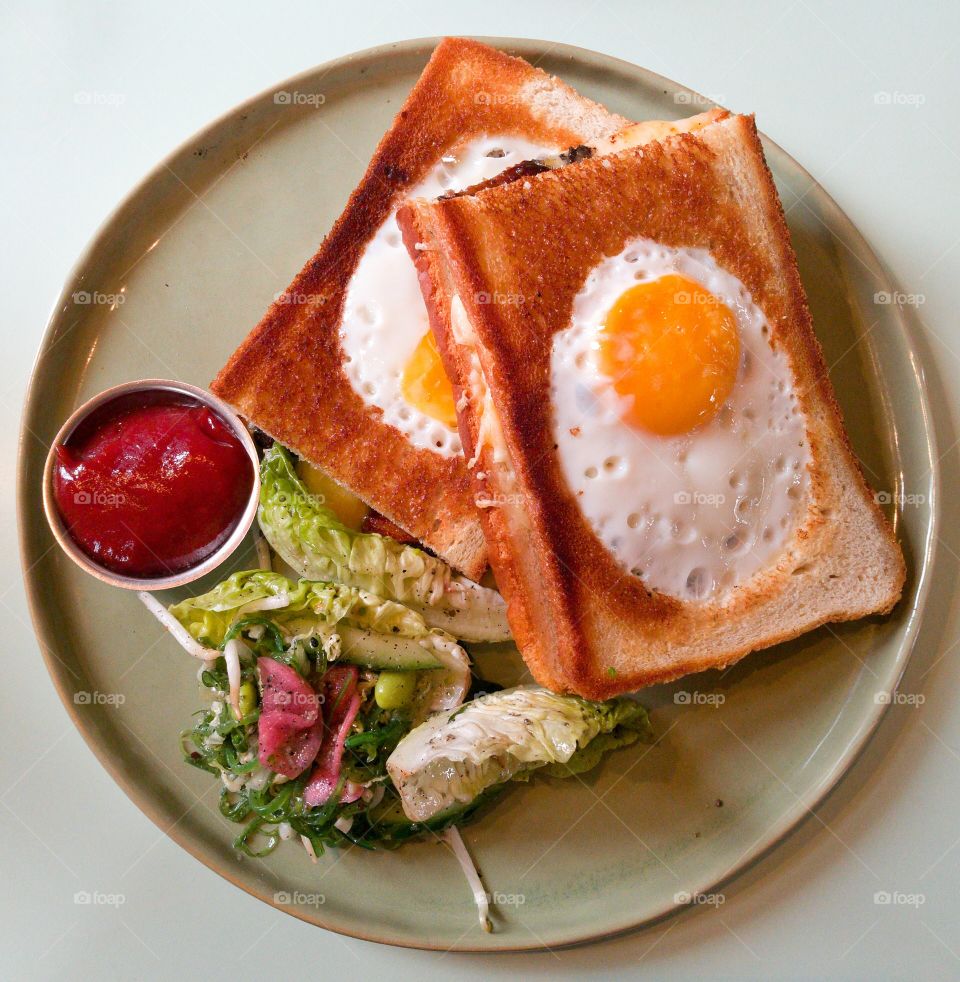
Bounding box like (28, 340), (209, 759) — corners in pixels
(171, 569), (493, 856)
(146, 442), (652, 926)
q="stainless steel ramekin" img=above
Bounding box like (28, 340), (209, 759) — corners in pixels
(41, 378), (260, 591)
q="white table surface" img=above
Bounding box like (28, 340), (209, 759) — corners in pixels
(4, 2), (959, 978)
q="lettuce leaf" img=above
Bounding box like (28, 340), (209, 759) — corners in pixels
(540, 701), (651, 777)
(386, 686), (651, 821)
(168, 570), (470, 717)
(257, 445), (510, 643)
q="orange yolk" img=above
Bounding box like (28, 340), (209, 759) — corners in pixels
(598, 274), (740, 436)
(401, 330), (458, 429)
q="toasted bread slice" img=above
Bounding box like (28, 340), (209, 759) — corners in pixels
(211, 38), (627, 580)
(593, 107), (726, 155)
(399, 112), (905, 698)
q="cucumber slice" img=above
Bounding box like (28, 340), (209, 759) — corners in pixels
(336, 626), (442, 671)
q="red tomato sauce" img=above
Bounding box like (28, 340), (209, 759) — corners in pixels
(53, 390), (254, 578)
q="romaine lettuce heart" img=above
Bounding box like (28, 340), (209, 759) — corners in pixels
(257, 445), (510, 643)
(386, 686), (651, 821)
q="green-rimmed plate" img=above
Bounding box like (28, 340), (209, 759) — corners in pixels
(17, 37), (937, 950)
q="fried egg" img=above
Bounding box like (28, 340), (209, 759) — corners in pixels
(551, 238), (810, 602)
(341, 136), (555, 457)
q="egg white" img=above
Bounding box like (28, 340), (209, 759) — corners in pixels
(551, 238), (810, 603)
(341, 135), (556, 458)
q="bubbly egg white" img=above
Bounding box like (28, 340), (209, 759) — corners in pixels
(551, 238), (810, 603)
(341, 136), (555, 457)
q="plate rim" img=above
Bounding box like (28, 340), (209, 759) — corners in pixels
(16, 35), (940, 952)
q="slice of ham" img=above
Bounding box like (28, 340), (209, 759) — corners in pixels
(258, 714), (324, 778)
(257, 658), (322, 779)
(259, 658), (319, 722)
(304, 664), (363, 808)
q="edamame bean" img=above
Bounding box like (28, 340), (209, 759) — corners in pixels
(237, 680), (257, 719)
(375, 671), (417, 709)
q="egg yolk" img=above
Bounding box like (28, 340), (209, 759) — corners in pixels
(295, 459), (368, 530)
(598, 273), (740, 436)
(401, 330), (458, 429)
